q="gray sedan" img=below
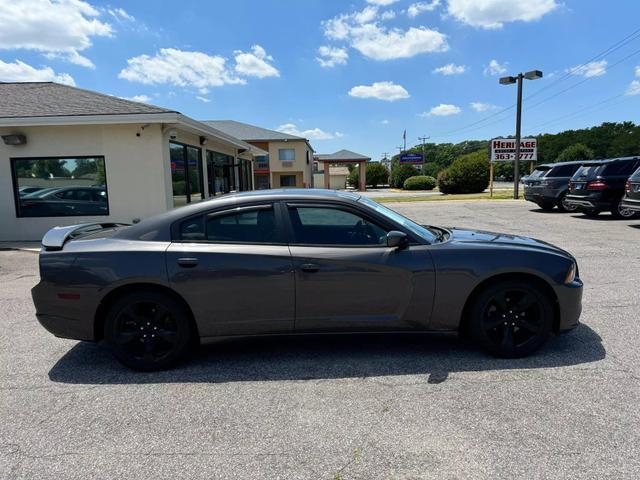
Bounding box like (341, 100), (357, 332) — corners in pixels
(32, 189), (583, 371)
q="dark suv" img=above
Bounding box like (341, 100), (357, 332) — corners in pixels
(523, 161), (582, 211)
(565, 157), (640, 218)
(621, 165), (640, 214)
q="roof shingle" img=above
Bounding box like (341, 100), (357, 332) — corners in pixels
(204, 120), (305, 141)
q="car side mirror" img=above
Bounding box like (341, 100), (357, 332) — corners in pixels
(387, 230), (408, 250)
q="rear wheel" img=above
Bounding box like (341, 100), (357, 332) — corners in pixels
(469, 280), (553, 358)
(557, 192), (577, 212)
(611, 198), (639, 219)
(104, 291), (193, 371)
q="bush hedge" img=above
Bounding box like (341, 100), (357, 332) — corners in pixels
(403, 175), (437, 190)
(437, 151), (489, 194)
(390, 164), (419, 188)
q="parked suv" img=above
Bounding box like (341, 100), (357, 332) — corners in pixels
(565, 157), (640, 218)
(523, 161), (582, 211)
(621, 165), (640, 214)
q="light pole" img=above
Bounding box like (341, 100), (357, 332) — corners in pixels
(499, 70), (542, 199)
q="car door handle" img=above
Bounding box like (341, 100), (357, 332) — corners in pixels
(177, 257), (199, 268)
(300, 263), (319, 273)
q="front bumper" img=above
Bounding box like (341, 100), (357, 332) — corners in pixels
(554, 279), (583, 332)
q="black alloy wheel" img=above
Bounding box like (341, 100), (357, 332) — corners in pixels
(470, 280), (553, 358)
(611, 198), (639, 219)
(558, 193), (578, 212)
(105, 291), (193, 371)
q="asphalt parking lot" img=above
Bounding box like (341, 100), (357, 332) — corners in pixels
(1, 199), (639, 479)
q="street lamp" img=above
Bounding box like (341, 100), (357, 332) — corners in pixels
(499, 69), (543, 199)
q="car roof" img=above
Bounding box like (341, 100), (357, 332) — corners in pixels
(580, 156), (639, 166)
(116, 189), (363, 242)
(535, 160), (585, 168)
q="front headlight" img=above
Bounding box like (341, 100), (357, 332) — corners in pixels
(564, 262), (576, 284)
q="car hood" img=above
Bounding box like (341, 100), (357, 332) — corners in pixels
(443, 227), (573, 258)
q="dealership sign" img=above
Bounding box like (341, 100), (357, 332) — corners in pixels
(490, 138), (537, 162)
(399, 153), (424, 164)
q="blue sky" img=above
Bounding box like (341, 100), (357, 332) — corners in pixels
(2, 0), (640, 160)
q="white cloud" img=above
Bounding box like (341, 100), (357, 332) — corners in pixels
(121, 94), (151, 103)
(407, 1), (441, 18)
(119, 48), (245, 88)
(635, 65), (640, 77)
(381, 119), (390, 124)
(626, 81), (640, 96)
(484, 59), (507, 76)
(0, 0), (112, 68)
(335, 131), (345, 138)
(233, 45), (279, 78)
(277, 123), (335, 140)
(470, 101), (498, 112)
(348, 81), (410, 101)
(568, 60), (607, 78)
(421, 103), (461, 116)
(380, 10), (396, 20)
(447, 0), (558, 29)
(366, 0), (399, 5)
(196, 96), (211, 103)
(0, 59), (75, 85)
(433, 63), (466, 75)
(322, 6), (448, 60)
(316, 46), (349, 68)
(107, 7), (134, 21)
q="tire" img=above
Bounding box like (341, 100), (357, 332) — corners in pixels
(469, 280), (554, 358)
(557, 192), (577, 212)
(104, 291), (194, 371)
(537, 200), (555, 211)
(611, 198), (640, 219)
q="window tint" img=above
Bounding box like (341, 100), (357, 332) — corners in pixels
(574, 164), (603, 178)
(207, 209), (276, 243)
(549, 164), (579, 177)
(603, 160), (640, 176)
(529, 167), (550, 178)
(289, 206), (387, 246)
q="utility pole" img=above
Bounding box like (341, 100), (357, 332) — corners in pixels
(418, 136), (429, 163)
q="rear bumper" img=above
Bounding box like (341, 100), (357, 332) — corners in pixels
(523, 187), (564, 204)
(565, 194), (612, 211)
(554, 279), (583, 332)
(621, 197), (640, 212)
(31, 282), (96, 341)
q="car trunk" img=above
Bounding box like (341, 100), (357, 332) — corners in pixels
(569, 164), (604, 197)
(626, 172), (640, 201)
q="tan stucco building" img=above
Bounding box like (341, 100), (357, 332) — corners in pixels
(205, 120), (314, 190)
(0, 82), (265, 241)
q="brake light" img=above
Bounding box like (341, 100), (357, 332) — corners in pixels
(568, 181), (574, 189)
(586, 180), (608, 190)
(626, 180), (632, 192)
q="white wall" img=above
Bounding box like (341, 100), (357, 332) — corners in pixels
(0, 124), (169, 241)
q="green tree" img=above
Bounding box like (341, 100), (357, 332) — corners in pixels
(438, 150), (489, 194)
(421, 162), (440, 177)
(556, 143), (595, 162)
(349, 162), (390, 188)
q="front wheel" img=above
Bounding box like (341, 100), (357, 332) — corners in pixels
(469, 280), (553, 358)
(104, 291), (194, 371)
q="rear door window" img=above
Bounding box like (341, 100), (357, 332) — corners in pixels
(573, 164), (603, 179)
(529, 167), (550, 178)
(603, 160), (640, 176)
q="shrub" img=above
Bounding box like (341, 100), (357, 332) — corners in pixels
(421, 162), (441, 178)
(390, 164), (419, 188)
(403, 175), (437, 190)
(437, 151), (489, 194)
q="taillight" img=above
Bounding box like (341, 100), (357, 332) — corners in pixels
(568, 181), (574, 189)
(587, 180), (608, 190)
(626, 180), (632, 192)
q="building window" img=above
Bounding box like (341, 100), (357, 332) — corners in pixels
(206, 150), (236, 196)
(254, 155), (269, 172)
(279, 175), (297, 187)
(279, 148), (295, 161)
(170, 142), (203, 207)
(11, 156), (108, 218)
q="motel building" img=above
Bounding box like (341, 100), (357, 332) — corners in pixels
(0, 82), (270, 241)
(205, 120), (315, 190)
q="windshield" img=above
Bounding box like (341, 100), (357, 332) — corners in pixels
(358, 196), (438, 243)
(573, 164), (603, 179)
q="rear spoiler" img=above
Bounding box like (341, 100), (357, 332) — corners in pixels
(41, 223), (130, 251)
